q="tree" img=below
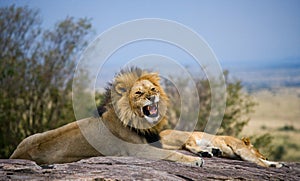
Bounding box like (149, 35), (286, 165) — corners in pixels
(0, 5), (92, 158)
(218, 71), (257, 136)
(163, 70), (257, 137)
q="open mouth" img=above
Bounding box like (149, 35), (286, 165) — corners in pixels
(142, 102), (158, 118)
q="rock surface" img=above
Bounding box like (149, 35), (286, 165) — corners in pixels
(1, 153), (300, 180)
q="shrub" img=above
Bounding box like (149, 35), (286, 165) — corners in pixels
(164, 70), (257, 137)
(0, 5), (92, 158)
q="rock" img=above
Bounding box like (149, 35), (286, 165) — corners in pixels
(1, 153), (300, 180)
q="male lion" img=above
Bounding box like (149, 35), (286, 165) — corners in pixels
(160, 130), (283, 168)
(10, 67), (203, 166)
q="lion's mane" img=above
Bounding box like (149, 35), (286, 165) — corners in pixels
(96, 67), (169, 136)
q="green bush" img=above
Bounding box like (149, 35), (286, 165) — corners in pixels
(0, 5), (92, 158)
(249, 133), (287, 161)
(278, 124), (296, 131)
(164, 70), (257, 137)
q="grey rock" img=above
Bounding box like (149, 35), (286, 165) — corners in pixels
(1, 153), (300, 181)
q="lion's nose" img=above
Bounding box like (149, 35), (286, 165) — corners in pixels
(147, 96), (155, 102)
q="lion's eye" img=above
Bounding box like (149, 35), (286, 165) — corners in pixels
(135, 91), (143, 95)
(151, 88), (156, 91)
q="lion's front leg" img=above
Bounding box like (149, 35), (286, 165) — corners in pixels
(163, 149), (204, 167)
(133, 145), (204, 167)
(184, 144), (219, 158)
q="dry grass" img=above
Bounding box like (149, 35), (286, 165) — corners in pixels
(241, 88), (300, 162)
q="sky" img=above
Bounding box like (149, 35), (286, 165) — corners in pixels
(1, 0), (300, 64)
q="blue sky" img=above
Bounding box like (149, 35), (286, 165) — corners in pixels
(1, 0), (300, 64)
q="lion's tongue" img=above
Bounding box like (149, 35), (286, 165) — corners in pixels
(148, 104), (157, 115)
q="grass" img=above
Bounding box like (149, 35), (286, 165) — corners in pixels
(240, 87), (300, 162)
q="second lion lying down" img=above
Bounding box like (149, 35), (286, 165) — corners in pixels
(160, 129), (283, 168)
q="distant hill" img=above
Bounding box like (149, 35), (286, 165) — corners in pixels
(222, 58), (300, 92)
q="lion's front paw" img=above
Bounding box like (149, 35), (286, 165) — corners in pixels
(192, 157), (204, 167)
(270, 162), (283, 168)
(180, 157), (204, 167)
(199, 151), (213, 158)
(212, 148), (222, 157)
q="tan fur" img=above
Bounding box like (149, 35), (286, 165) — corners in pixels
(160, 130), (283, 168)
(10, 67), (203, 166)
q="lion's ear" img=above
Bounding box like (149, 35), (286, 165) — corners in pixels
(115, 83), (127, 95)
(242, 137), (251, 146)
